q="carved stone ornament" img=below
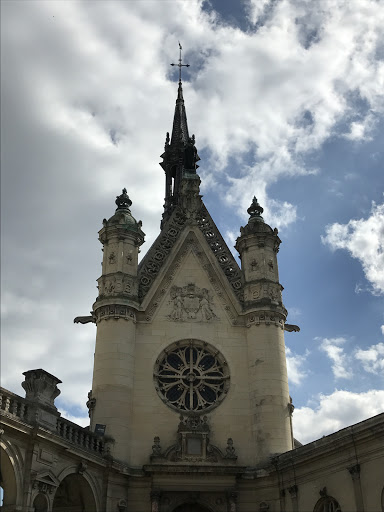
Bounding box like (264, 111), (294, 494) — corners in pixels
(86, 390), (96, 418)
(31, 471), (59, 495)
(154, 339), (230, 413)
(117, 499), (128, 512)
(77, 461), (87, 475)
(150, 415), (237, 464)
(138, 204), (243, 303)
(98, 274), (137, 299)
(246, 313), (285, 330)
(167, 283), (218, 322)
(73, 314), (96, 325)
(93, 305), (136, 323)
(284, 323), (300, 332)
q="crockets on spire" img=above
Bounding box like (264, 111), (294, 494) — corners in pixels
(160, 46), (200, 228)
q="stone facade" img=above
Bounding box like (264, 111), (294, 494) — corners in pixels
(1, 80), (384, 511)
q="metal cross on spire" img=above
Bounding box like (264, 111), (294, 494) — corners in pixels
(170, 42), (190, 82)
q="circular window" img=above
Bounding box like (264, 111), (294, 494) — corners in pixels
(154, 340), (230, 413)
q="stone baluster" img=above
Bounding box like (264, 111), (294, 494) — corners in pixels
(4, 396), (10, 413)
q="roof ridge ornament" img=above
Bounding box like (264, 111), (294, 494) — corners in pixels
(115, 188), (132, 210)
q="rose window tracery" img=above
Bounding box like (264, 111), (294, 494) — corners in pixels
(154, 340), (230, 413)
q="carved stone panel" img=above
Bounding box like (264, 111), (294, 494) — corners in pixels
(167, 284), (218, 322)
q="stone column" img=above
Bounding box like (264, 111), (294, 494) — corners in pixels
(288, 484), (299, 512)
(227, 490), (238, 512)
(150, 490), (162, 512)
(348, 464), (364, 512)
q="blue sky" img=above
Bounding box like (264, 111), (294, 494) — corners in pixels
(1, 0), (383, 444)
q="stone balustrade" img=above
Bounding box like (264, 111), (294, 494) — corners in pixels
(56, 417), (105, 455)
(0, 388), (29, 421)
(1, 387), (105, 456)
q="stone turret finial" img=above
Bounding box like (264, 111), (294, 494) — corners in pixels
(115, 188), (132, 210)
(247, 197), (264, 222)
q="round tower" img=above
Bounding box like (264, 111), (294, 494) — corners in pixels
(90, 188), (145, 463)
(235, 197), (292, 463)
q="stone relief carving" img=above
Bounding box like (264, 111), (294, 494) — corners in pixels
(245, 282), (282, 303)
(138, 204), (243, 304)
(98, 275), (137, 298)
(143, 236), (238, 325)
(108, 252), (116, 264)
(167, 284), (218, 322)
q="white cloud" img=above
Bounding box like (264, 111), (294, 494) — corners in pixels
(322, 201), (384, 295)
(60, 409), (89, 428)
(318, 337), (352, 379)
(355, 342), (384, 375)
(294, 389), (384, 444)
(1, 0), (384, 415)
(286, 347), (309, 385)
(381, 325), (384, 336)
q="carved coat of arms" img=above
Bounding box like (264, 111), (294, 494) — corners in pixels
(167, 283), (218, 322)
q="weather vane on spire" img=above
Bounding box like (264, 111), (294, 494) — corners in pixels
(171, 42), (190, 82)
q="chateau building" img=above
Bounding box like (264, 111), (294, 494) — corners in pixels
(1, 76), (384, 512)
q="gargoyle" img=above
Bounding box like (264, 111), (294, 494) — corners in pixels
(74, 314), (96, 325)
(284, 324), (300, 332)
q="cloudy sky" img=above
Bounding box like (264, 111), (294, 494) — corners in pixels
(1, 0), (384, 445)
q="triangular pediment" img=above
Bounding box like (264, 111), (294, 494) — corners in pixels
(138, 203), (243, 311)
(33, 470), (60, 487)
(138, 228), (242, 325)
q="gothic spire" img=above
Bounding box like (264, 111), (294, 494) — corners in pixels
(160, 45), (200, 229)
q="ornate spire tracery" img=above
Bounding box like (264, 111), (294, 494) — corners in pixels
(160, 45), (200, 228)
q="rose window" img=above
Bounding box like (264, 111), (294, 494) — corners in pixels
(154, 340), (230, 413)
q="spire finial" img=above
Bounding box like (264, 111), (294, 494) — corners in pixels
(115, 188), (132, 210)
(170, 42), (190, 83)
(247, 196), (264, 222)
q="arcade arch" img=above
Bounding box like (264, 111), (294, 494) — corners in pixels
(52, 473), (97, 512)
(0, 445), (19, 510)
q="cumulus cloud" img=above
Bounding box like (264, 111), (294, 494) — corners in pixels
(318, 337), (352, 379)
(355, 342), (384, 375)
(1, 0), (384, 416)
(293, 389), (384, 444)
(286, 347), (309, 385)
(322, 201), (384, 295)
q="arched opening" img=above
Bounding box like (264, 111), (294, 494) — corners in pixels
(381, 486), (384, 512)
(313, 496), (342, 512)
(0, 447), (18, 509)
(33, 493), (48, 512)
(52, 473), (97, 512)
(173, 505), (212, 512)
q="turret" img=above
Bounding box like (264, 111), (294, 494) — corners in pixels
(94, 188), (145, 311)
(236, 197), (292, 462)
(90, 189), (145, 462)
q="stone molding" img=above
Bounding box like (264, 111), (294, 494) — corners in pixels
(93, 304), (136, 323)
(245, 312), (285, 329)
